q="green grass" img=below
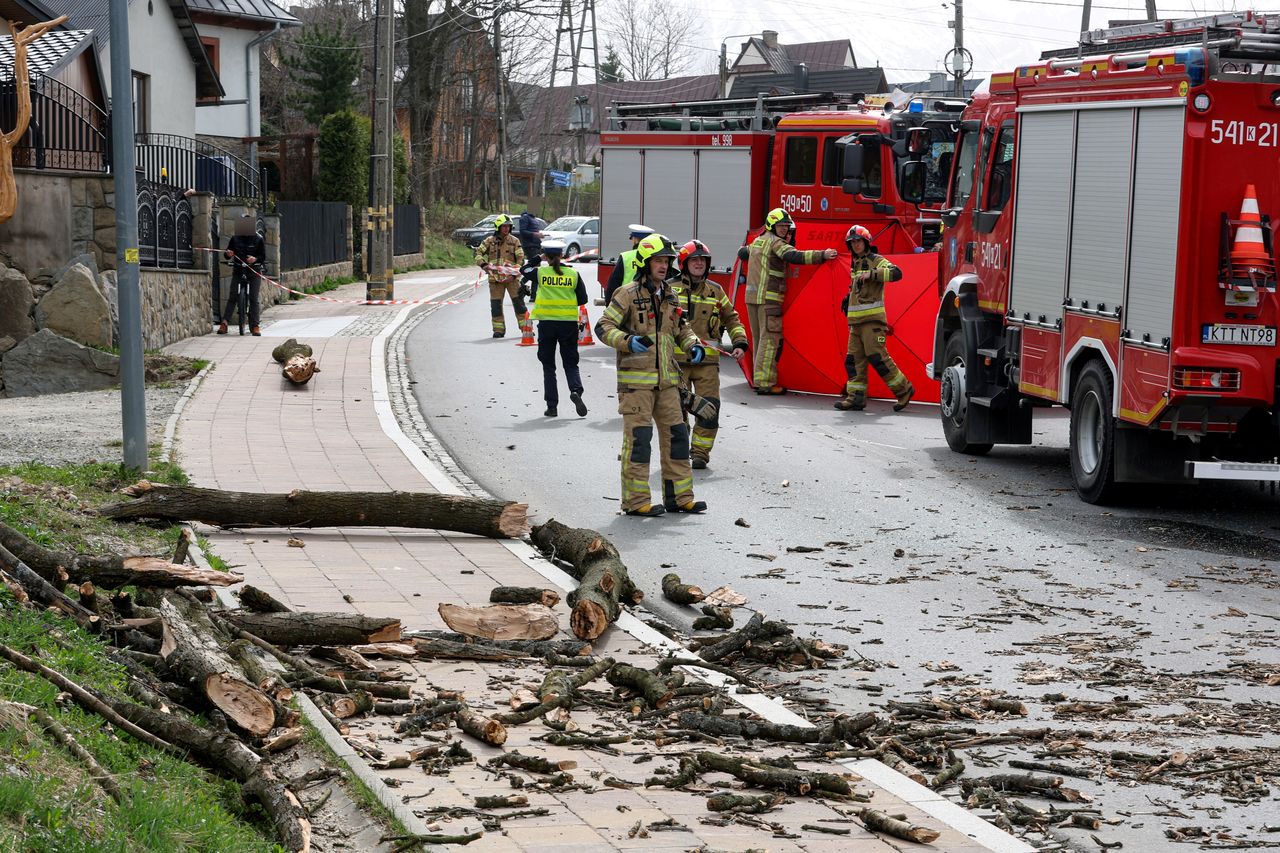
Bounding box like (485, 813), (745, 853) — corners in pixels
(288, 274), (359, 300)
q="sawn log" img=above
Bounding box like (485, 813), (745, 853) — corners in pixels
(222, 611), (401, 647)
(97, 481), (529, 539)
(437, 602), (558, 642)
(530, 519), (642, 641)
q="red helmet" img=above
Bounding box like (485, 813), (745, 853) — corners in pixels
(678, 239), (712, 265)
(845, 224), (873, 246)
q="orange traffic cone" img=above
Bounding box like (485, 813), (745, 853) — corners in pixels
(1227, 184), (1276, 289)
(516, 312), (536, 346)
(577, 305), (594, 346)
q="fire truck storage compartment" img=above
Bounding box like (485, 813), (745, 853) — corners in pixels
(600, 148), (643, 263)
(1124, 106), (1184, 347)
(599, 146), (754, 270)
(696, 149), (753, 269)
(1011, 103), (1185, 345)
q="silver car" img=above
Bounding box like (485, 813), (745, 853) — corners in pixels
(540, 216), (600, 257)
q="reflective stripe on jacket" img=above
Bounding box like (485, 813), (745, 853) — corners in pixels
(530, 266), (580, 321)
(474, 234), (525, 282)
(744, 231), (824, 305)
(671, 274), (747, 364)
(595, 277), (699, 390)
(846, 253), (902, 324)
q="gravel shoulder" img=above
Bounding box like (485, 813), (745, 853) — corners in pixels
(0, 384), (184, 466)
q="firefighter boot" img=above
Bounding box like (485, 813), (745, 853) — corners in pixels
(691, 457), (708, 469)
(894, 382), (915, 412)
(663, 480), (708, 513)
(834, 393), (866, 411)
(625, 504), (666, 517)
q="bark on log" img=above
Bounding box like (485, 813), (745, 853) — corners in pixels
(530, 519), (642, 641)
(697, 752), (852, 796)
(0, 521), (242, 588)
(660, 573), (705, 605)
(309, 645), (375, 671)
(0, 542), (96, 628)
(262, 727), (304, 754)
(328, 690), (374, 719)
(222, 611), (401, 647)
(238, 585), (291, 614)
(692, 605), (733, 631)
(271, 338), (314, 363)
(489, 752), (576, 775)
(158, 595), (275, 736)
(496, 657), (614, 725)
(475, 795), (527, 809)
(857, 808), (940, 844)
(456, 707), (507, 745)
(489, 586), (560, 608)
(697, 611), (764, 662)
(408, 631), (591, 658)
(675, 711), (826, 743)
(607, 663), (673, 710)
(98, 482), (528, 539)
(706, 793), (783, 814)
(438, 602), (558, 642)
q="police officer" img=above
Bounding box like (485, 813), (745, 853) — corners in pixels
(474, 214), (527, 338)
(530, 240), (589, 418)
(603, 224), (654, 305)
(740, 208), (838, 394)
(835, 224), (914, 411)
(596, 234), (707, 517)
(671, 240), (747, 469)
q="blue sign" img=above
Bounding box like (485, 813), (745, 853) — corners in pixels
(551, 175), (572, 187)
(547, 169), (572, 182)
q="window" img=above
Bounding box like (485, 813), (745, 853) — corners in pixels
(783, 136), (817, 184)
(132, 72), (149, 134)
(581, 219), (598, 234)
(861, 138), (882, 199)
(821, 137), (841, 186)
(985, 125), (1016, 213)
(949, 125), (981, 208)
(461, 79), (474, 111)
(198, 37), (220, 104)
(463, 125), (472, 154)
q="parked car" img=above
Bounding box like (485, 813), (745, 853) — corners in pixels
(541, 216), (599, 257)
(451, 214), (525, 248)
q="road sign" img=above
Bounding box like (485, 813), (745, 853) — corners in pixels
(548, 169), (572, 185)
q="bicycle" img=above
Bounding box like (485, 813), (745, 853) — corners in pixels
(221, 255), (259, 336)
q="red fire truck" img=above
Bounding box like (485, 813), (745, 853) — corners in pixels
(924, 11), (1280, 501)
(597, 92), (963, 400)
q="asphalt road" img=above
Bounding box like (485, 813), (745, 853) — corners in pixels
(406, 265), (1280, 851)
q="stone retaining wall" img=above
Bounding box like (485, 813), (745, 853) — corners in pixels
(0, 170), (115, 278)
(280, 260), (354, 293)
(394, 253), (425, 271)
(140, 269), (212, 350)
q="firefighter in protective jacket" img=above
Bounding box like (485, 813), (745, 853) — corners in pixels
(836, 224), (914, 411)
(738, 208), (838, 394)
(595, 234), (708, 517)
(671, 240), (747, 469)
(474, 214), (527, 337)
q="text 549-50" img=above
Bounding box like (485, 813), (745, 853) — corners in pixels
(1208, 120), (1280, 147)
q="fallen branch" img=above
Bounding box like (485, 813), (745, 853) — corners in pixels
(661, 572), (704, 605)
(530, 519), (642, 641)
(221, 611), (400, 646)
(238, 585), (291, 614)
(692, 605), (733, 631)
(697, 611), (764, 662)
(98, 482), (529, 539)
(857, 808), (940, 844)
(456, 707), (508, 745)
(496, 657), (615, 725)
(2, 700), (122, 802)
(489, 587), (560, 608)
(0, 541), (97, 628)
(607, 663), (673, 710)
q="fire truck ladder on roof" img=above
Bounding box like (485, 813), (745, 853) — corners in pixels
(607, 92), (865, 131)
(1039, 9), (1280, 65)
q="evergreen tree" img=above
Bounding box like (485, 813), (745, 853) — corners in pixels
(286, 25), (362, 126)
(317, 110), (370, 208)
(598, 45), (624, 83)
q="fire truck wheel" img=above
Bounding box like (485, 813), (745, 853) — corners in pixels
(1069, 360), (1120, 504)
(940, 331), (992, 456)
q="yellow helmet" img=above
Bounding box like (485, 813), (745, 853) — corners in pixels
(764, 207), (793, 230)
(493, 214), (512, 231)
(636, 233), (677, 265)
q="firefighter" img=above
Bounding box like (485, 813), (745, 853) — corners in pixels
(595, 234), (707, 517)
(603, 224), (654, 305)
(529, 240), (589, 418)
(671, 239), (748, 469)
(474, 214), (527, 338)
(739, 208), (838, 394)
(835, 224), (914, 411)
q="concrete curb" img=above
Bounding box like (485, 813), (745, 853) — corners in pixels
(376, 272), (1034, 853)
(158, 363), (212, 465)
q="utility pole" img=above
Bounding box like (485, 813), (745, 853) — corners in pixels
(367, 0), (394, 300)
(719, 42), (728, 99)
(1144, 0), (1157, 21)
(109, 0), (146, 471)
(1080, 0), (1092, 36)
(952, 0), (965, 97)
(494, 8), (509, 211)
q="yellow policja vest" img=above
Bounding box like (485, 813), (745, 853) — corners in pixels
(530, 266), (579, 321)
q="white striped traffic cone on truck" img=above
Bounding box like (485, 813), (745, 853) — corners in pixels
(1227, 184), (1276, 289)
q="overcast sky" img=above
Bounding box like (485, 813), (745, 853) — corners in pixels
(646, 0), (1245, 85)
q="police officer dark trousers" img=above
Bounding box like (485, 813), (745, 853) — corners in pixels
(530, 241), (589, 417)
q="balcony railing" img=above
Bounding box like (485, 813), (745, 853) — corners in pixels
(0, 72), (109, 172)
(135, 132), (260, 201)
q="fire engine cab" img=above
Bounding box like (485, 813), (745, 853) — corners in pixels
(597, 92), (963, 399)
(930, 11), (1280, 501)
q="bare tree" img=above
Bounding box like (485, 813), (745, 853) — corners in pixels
(604, 0), (703, 81)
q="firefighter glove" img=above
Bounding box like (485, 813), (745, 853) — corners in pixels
(628, 336), (650, 353)
(690, 345), (706, 364)
(518, 283), (531, 301)
(731, 342), (748, 360)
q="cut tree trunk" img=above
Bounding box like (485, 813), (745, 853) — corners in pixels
(489, 586), (560, 608)
(221, 611), (400, 647)
(97, 482), (528, 539)
(438, 602), (558, 642)
(281, 356), (319, 386)
(271, 338), (313, 363)
(697, 751), (852, 796)
(858, 808), (940, 844)
(456, 707), (507, 745)
(607, 663), (673, 710)
(238, 585), (291, 613)
(0, 521), (242, 588)
(675, 711), (827, 743)
(408, 631), (591, 658)
(158, 595), (275, 736)
(661, 573), (704, 605)
(530, 519), (642, 641)
(0, 542), (96, 629)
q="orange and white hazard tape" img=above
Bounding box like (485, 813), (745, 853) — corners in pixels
(194, 248), (482, 306)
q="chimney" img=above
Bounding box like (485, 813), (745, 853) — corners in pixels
(794, 61), (809, 93)
(762, 30), (779, 49)
(929, 71), (946, 93)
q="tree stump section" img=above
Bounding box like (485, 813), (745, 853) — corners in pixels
(438, 602), (558, 642)
(530, 519), (642, 641)
(97, 482), (528, 539)
(271, 339), (319, 386)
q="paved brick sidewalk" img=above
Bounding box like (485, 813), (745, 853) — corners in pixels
(166, 273), (1021, 852)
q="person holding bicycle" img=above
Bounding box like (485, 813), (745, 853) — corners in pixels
(218, 214), (266, 336)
